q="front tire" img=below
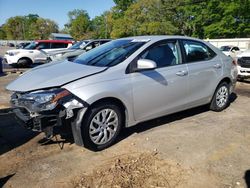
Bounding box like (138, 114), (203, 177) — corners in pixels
(210, 82), (230, 112)
(81, 103), (123, 151)
(17, 58), (32, 68)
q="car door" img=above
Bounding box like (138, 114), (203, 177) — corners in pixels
(130, 40), (189, 122)
(180, 40), (221, 106)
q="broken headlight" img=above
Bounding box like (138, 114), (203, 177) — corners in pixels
(14, 88), (71, 112)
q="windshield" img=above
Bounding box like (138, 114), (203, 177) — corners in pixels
(74, 39), (146, 67)
(69, 41), (89, 50)
(24, 41), (38, 50)
(220, 46), (231, 52)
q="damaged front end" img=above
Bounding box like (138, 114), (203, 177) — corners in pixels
(10, 88), (88, 141)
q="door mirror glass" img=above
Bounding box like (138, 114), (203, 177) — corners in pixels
(137, 59), (157, 70)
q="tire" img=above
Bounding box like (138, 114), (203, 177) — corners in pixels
(17, 58), (32, 68)
(210, 82), (230, 112)
(81, 103), (123, 151)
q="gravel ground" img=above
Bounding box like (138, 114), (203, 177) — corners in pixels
(0, 71), (250, 188)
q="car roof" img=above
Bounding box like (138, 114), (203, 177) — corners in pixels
(220, 45), (237, 48)
(35, 40), (72, 43)
(118, 35), (206, 43)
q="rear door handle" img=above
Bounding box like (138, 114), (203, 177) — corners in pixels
(213, 64), (222, 69)
(176, 70), (188, 76)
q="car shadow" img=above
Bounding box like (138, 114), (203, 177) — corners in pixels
(0, 110), (38, 155)
(118, 105), (209, 141)
(0, 174), (15, 187)
(118, 92), (238, 144)
(245, 170), (250, 188)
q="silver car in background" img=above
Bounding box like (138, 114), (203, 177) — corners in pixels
(47, 39), (111, 62)
(6, 36), (238, 150)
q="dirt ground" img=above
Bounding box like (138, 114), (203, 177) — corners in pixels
(0, 71), (250, 188)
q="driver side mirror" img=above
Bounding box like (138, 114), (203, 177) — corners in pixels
(137, 59), (157, 71)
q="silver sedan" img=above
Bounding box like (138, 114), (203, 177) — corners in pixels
(7, 36), (238, 150)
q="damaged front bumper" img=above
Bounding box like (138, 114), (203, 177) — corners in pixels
(10, 90), (88, 143)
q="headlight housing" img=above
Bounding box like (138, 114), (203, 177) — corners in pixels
(12, 88), (71, 112)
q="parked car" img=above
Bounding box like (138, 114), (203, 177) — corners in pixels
(16, 42), (31, 49)
(7, 43), (15, 47)
(219, 45), (241, 58)
(237, 50), (250, 80)
(6, 36), (238, 151)
(3, 40), (73, 67)
(46, 39), (111, 62)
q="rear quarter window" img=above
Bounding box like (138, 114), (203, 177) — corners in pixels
(182, 40), (216, 63)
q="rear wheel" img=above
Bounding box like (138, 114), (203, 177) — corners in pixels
(81, 103), (123, 151)
(210, 82), (230, 111)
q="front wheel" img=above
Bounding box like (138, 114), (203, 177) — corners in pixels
(81, 103), (123, 151)
(210, 82), (230, 112)
(17, 58), (32, 68)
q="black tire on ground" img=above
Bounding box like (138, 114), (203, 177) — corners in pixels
(210, 82), (230, 112)
(81, 103), (123, 151)
(17, 58), (32, 68)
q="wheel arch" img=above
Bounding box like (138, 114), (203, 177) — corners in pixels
(18, 57), (33, 64)
(85, 97), (129, 128)
(218, 77), (231, 86)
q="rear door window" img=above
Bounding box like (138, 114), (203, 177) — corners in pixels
(51, 42), (68, 48)
(182, 40), (216, 63)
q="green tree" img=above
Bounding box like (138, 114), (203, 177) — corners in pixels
(174, 0), (250, 38)
(4, 16), (26, 40)
(111, 0), (177, 38)
(3, 14), (58, 40)
(29, 18), (59, 39)
(66, 9), (91, 40)
(0, 25), (7, 39)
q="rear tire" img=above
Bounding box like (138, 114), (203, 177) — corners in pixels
(210, 82), (230, 112)
(81, 103), (123, 151)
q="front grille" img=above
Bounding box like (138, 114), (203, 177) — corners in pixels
(238, 57), (250, 68)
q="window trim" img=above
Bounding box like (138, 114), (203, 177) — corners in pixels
(126, 39), (183, 74)
(179, 39), (217, 64)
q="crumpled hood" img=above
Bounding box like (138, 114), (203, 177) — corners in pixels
(6, 61), (107, 92)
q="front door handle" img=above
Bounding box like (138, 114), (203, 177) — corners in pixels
(176, 70), (188, 76)
(213, 64), (222, 69)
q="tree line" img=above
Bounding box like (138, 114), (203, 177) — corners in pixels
(0, 0), (249, 40)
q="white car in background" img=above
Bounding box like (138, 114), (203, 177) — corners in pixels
(237, 50), (250, 80)
(4, 40), (72, 67)
(220, 45), (241, 58)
